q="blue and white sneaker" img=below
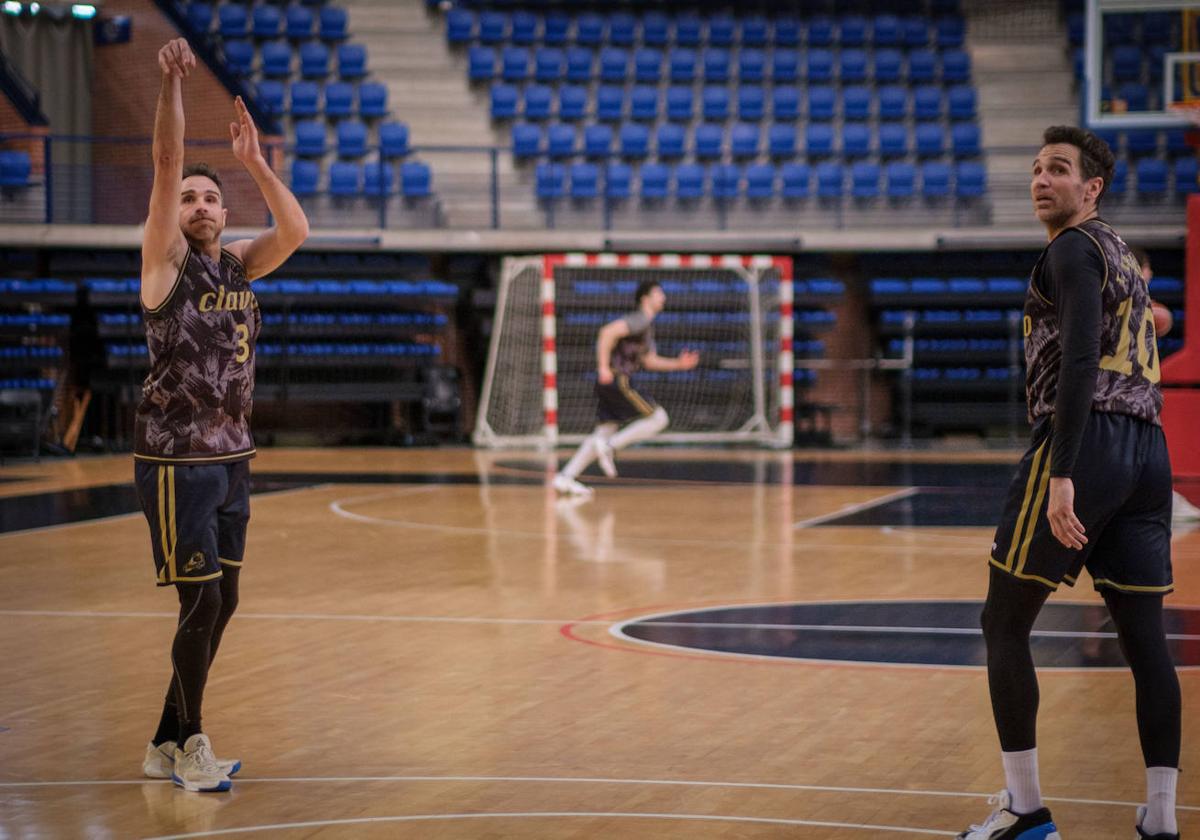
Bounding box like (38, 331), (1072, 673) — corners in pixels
(1135, 804), (1180, 839)
(958, 790), (1061, 839)
(144, 739), (241, 779)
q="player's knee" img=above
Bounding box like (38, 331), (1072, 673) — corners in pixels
(649, 407), (668, 431)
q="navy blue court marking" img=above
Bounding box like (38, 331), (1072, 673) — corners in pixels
(616, 602), (1200, 668)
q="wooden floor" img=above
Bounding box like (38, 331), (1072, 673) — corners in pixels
(0, 447), (1197, 839)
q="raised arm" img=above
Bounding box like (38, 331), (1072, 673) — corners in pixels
(222, 97), (309, 280)
(141, 39), (195, 309)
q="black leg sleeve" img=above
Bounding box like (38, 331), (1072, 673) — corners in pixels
(170, 580), (223, 745)
(981, 566), (1052, 752)
(208, 565), (240, 665)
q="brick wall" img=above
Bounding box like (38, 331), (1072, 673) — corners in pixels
(0, 93), (47, 175)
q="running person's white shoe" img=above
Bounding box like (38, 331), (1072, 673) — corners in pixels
(1173, 491), (1200, 523)
(171, 734), (232, 792)
(144, 740), (241, 779)
(956, 790), (1060, 839)
(553, 474), (594, 497)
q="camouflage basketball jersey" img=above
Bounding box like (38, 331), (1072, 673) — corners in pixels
(610, 309), (656, 376)
(135, 246), (260, 463)
(1024, 218), (1162, 425)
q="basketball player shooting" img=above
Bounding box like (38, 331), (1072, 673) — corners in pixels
(554, 280), (699, 496)
(135, 37), (308, 793)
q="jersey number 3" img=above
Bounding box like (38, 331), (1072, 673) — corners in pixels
(1099, 297), (1161, 383)
(234, 324), (251, 364)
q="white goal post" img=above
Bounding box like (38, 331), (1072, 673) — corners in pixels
(473, 252), (795, 449)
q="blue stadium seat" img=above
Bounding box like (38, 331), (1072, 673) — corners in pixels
(746, 163), (775, 198)
(878, 86), (907, 120)
(600, 48), (628, 83)
(852, 162), (880, 198)
(772, 87), (799, 121)
(478, 11), (506, 44)
(840, 49), (867, 83)
(909, 49), (937, 83)
(584, 123), (613, 158)
(640, 162), (669, 199)
(948, 85), (977, 119)
(772, 50), (798, 83)
(468, 46), (494, 81)
(1108, 159), (1128, 195)
(675, 163), (705, 199)
(915, 122), (945, 156)
(294, 120), (326, 156)
(936, 16), (965, 48)
(781, 162), (810, 198)
(914, 86), (943, 119)
(955, 162), (987, 197)
(261, 41), (292, 78)
(620, 123), (650, 159)
(490, 83), (518, 119)
(951, 122), (981, 157)
(643, 12), (670, 46)
(1144, 11), (1174, 45)
(218, 4), (248, 38)
(286, 4), (313, 39)
(903, 16), (929, 47)
(768, 124), (797, 157)
(363, 161), (395, 196)
(445, 8), (473, 44)
(630, 86), (659, 121)
(742, 16), (769, 47)
(879, 123), (908, 157)
(840, 15), (868, 47)
(807, 123), (835, 156)
(1119, 83), (1150, 112)
(565, 47), (592, 82)
(922, 161), (951, 197)
(702, 86), (729, 120)
(704, 48), (731, 83)
(740, 49), (765, 83)
(873, 14), (901, 46)
(512, 122), (541, 158)
(576, 13), (604, 46)
(1127, 129), (1159, 157)
(338, 44), (366, 79)
(675, 14), (703, 46)
(695, 123), (724, 160)
(943, 50), (971, 83)
(606, 162), (632, 198)
(657, 123), (686, 159)
(670, 48), (697, 83)
(257, 80), (285, 116)
(319, 6), (348, 41)
(712, 163), (740, 199)
(401, 161), (432, 197)
(731, 123), (759, 158)
(1167, 129), (1192, 157)
(329, 161), (360, 196)
(570, 162), (599, 199)
(290, 158), (319, 197)
(535, 48), (565, 83)
(1136, 159), (1168, 194)
(808, 16), (834, 47)
(558, 86), (587, 121)
(324, 81), (354, 118)
(536, 162), (564, 199)
(807, 49), (834, 83)
(775, 18), (800, 47)
(875, 49), (903, 83)
(379, 121), (409, 158)
(886, 161), (916, 197)
(511, 11), (538, 45)
(223, 40), (254, 75)
(524, 85), (553, 120)
(186, 2), (212, 34)
(501, 47), (529, 82)
(739, 86), (765, 121)
(843, 123), (871, 158)
(300, 41), (331, 78)
(1093, 127), (1120, 155)
(816, 162), (844, 197)
(1176, 157), (1199, 193)
(709, 14), (736, 46)
(808, 86), (835, 121)
(337, 120), (368, 157)
(610, 13), (636, 46)
(544, 12), (570, 46)
(290, 81), (320, 116)
(667, 86), (694, 121)
(596, 86), (624, 121)
(635, 49), (662, 83)
(253, 5), (282, 39)
(547, 123), (576, 159)
(843, 86), (871, 120)
(1112, 45), (1143, 82)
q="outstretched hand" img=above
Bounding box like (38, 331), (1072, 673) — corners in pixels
(158, 38), (196, 78)
(230, 96), (264, 167)
(676, 349), (700, 370)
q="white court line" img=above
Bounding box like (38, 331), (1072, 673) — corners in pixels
(793, 487), (920, 529)
(139, 811), (957, 839)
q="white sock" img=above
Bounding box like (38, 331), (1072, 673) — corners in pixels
(559, 435), (598, 480)
(608, 407), (668, 450)
(1001, 748), (1043, 814)
(1143, 766), (1179, 835)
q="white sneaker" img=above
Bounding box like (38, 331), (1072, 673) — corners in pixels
(1173, 491), (1200, 523)
(1135, 803), (1181, 838)
(956, 790), (1060, 839)
(553, 474), (593, 497)
(594, 439), (617, 478)
(144, 740), (241, 780)
(171, 734), (232, 792)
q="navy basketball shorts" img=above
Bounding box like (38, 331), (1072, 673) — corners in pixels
(595, 374), (657, 425)
(134, 460), (251, 586)
(990, 412), (1173, 593)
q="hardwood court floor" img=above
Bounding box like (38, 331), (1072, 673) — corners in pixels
(0, 447), (1197, 839)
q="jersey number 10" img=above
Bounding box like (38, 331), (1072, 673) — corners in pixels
(1099, 296), (1161, 384)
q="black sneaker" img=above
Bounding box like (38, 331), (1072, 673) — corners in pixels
(957, 790), (1061, 839)
(1136, 805), (1180, 839)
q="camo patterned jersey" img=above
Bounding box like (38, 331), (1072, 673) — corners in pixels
(134, 246), (260, 464)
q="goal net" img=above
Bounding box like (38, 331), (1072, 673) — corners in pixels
(474, 253), (794, 448)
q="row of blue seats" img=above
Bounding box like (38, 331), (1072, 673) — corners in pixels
(1067, 12), (1179, 48)
(258, 79), (387, 118)
(294, 121), (407, 158)
(1093, 127), (1191, 159)
(889, 337), (1009, 353)
(0, 151), (32, 189)
(0, 346), (64, 358)
(108, 342), (442, 357)
(1103, 81), (1167, 114)
(0, 279), (75, 293)
(493, 83), (979, 122)
(569, 278), (843, 295)
(0, 314), (71, 326)
(468, 45), (973, 84)
(87, 278), (456, 296)
(617, 368), (820, 383)
(1133, 158), (1200, 195)
(447, 10), (965, 49)
(513, 121), (983, 161)
(1071, 46), (1173, 86)
(882, 308), (1020, 323)
(186, 1), (348, 40)
(534, 160), (987, 200)
(565, 309), (836, 325)
(97, 312), (448, 326)
(224, 39), (367, 79)
(0, 378), (56, 389)
(913, 367), (1015, 380)
(873, 277), (1025, 294)
(292, 160), (433, 198)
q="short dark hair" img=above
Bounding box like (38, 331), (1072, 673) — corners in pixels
(182, 162), (224, 198)
(634, 279), (661, 305)
(1041, 125), (1116, 205)
(1130, 246), (1150, 270)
